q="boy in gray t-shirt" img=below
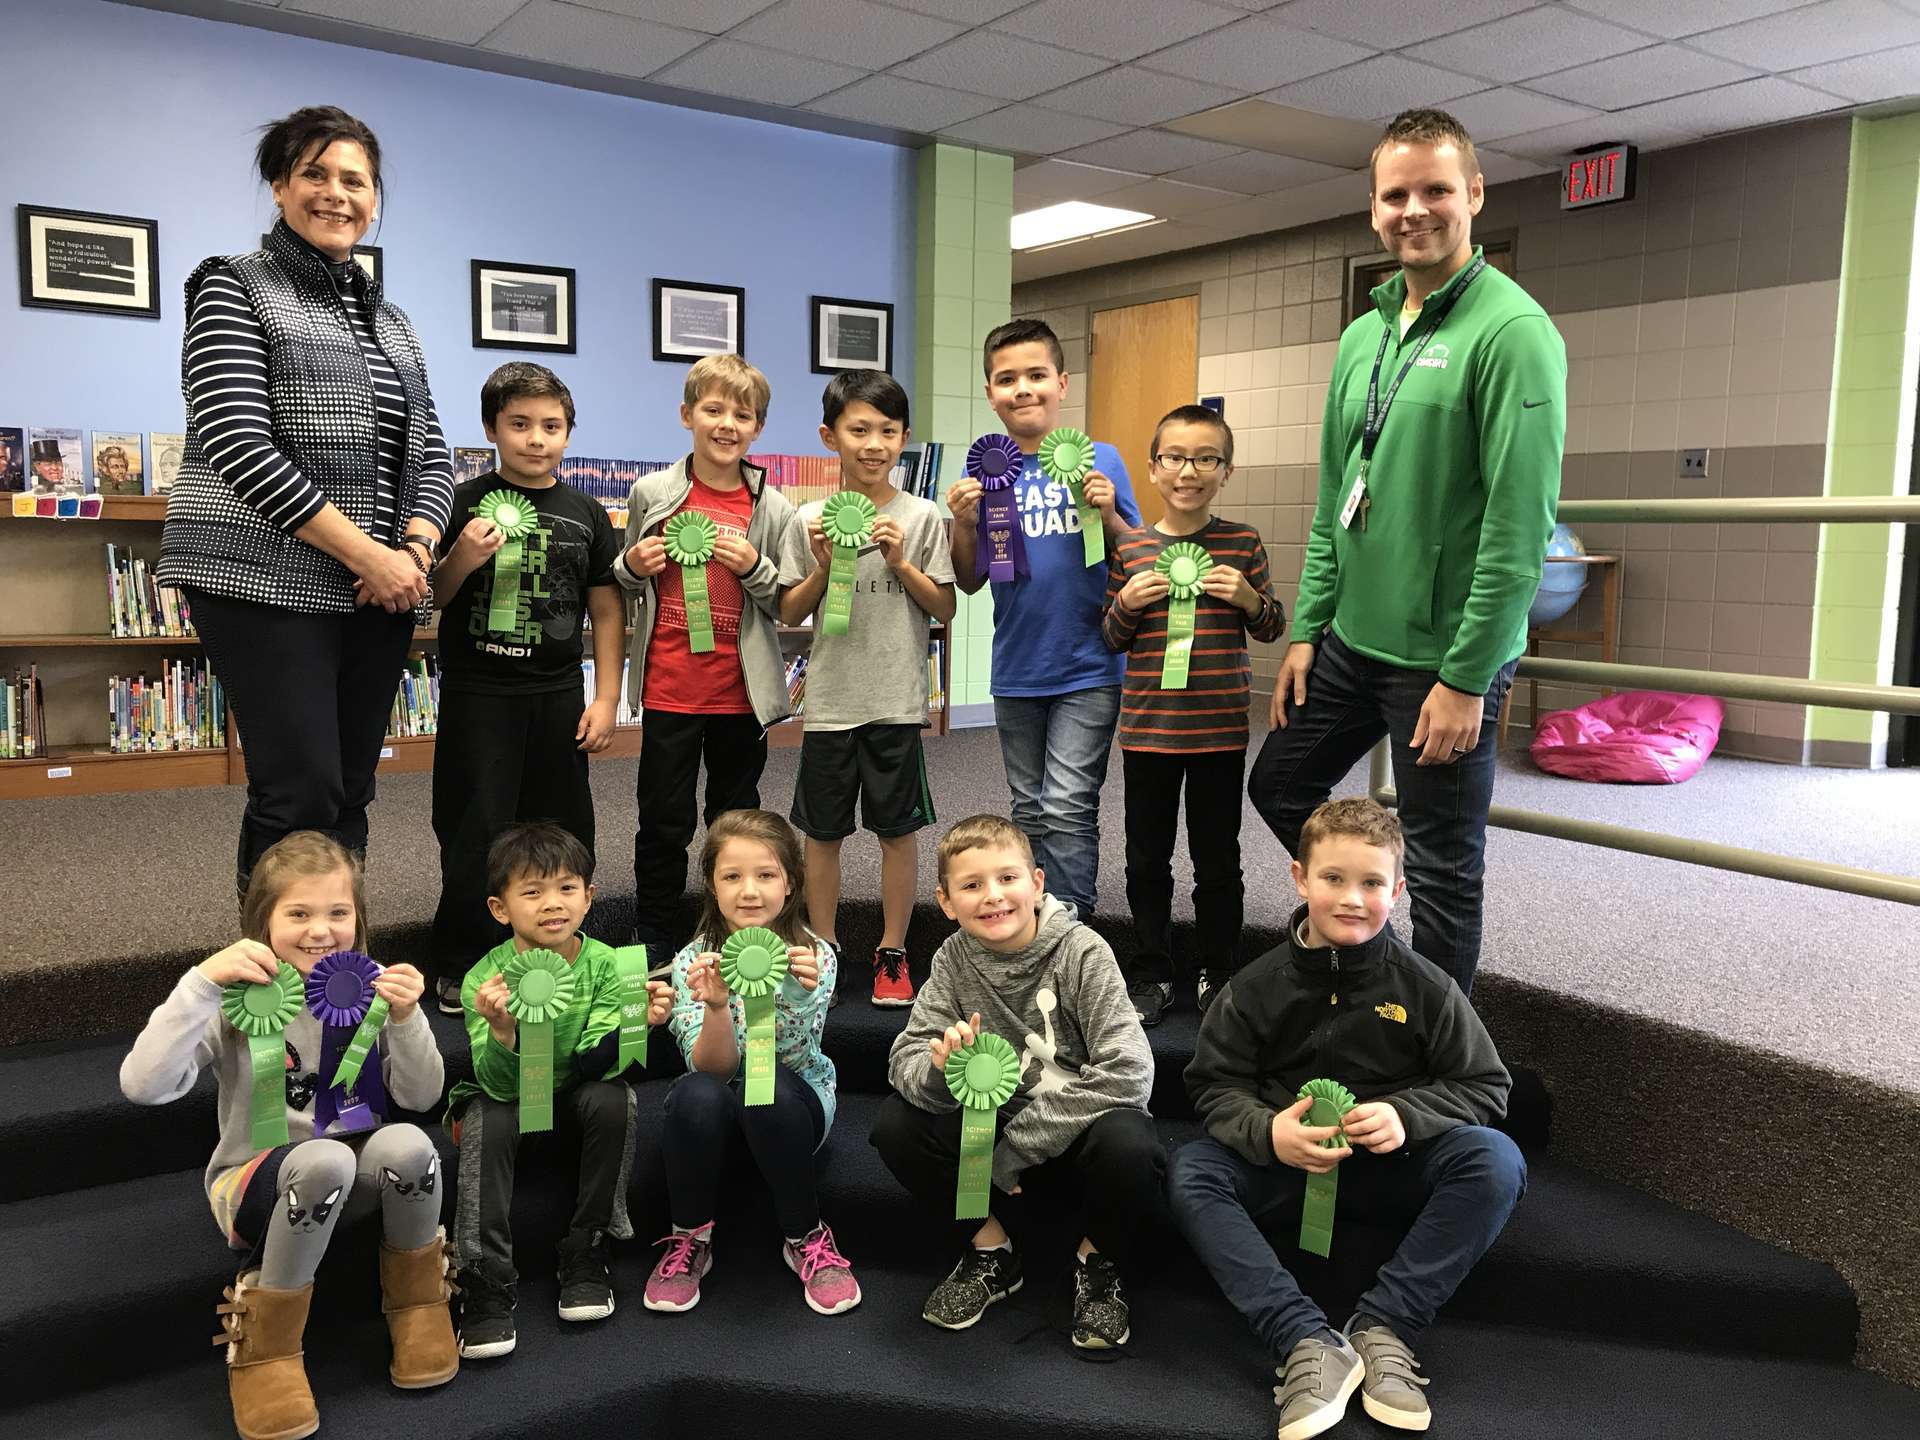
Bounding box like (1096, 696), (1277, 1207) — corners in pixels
(778, 371), (956, 1008)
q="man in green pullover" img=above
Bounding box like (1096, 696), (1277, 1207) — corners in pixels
(1249, 109), (1566, 997)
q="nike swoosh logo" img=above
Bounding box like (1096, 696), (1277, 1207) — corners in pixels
(1522, 398), (1549, 408)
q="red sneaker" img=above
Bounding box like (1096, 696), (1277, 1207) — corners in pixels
(871, 948), (915, 1007)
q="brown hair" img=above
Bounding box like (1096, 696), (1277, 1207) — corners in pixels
(937, 814), (1036, 887)
(256, 105), (383, 199)
(487, 821), (593, 899)
(241, 831), (369, 952)
(692, 810), (808, 949)
(1296, 797), (1405, 873)
(1152, 404), (1234, 465)
(1370, 108), (1479, 192)
(982, 317), (1066, 379)
(684, 354), (771, 425)
(482, 361), (577, 430)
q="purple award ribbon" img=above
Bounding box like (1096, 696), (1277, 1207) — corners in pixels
(306, 951), (388, 1137)
(966, 434), (1028, 584)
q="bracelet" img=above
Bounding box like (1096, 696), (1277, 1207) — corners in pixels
(399, 536), (435, 575)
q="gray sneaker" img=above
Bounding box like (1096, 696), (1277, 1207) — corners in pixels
(1348, 1318), (1432, 1431)
(1273, 1330), (1362, 1440)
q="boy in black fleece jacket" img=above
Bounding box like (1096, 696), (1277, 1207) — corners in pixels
(1169, 798), (1523, 1440)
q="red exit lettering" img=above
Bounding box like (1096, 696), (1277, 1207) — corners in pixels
(1561, 144), (1636, 211)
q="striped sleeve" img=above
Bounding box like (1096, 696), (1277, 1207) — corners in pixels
(183, 266), (327, 532)
(1102, 530), (1156, 651)
(410, 401), (455, 535)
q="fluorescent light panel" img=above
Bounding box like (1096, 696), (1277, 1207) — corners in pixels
(1011, 200), (1160, 251)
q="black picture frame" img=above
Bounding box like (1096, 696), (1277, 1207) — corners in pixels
(471, 258), (577, 353)
(18, 205), (160, 319)
(810, 295), (895, 375)
(260, 234), (382, 287)
(652, 278), (745, 362)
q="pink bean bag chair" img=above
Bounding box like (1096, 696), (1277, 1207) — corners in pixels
(1529, 690), (1725, 784)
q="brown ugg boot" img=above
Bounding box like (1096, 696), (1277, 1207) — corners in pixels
(379, 1227), (460, 1389)
(214, 1271), (318, 1440)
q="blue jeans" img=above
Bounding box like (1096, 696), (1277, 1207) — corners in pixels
(1247, 631), (1518, 994)
(993, 686), (1121, 918)
(1168, 1127), (1526, 1359)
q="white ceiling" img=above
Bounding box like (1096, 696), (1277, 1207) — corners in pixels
(124, 0), (1920, 279)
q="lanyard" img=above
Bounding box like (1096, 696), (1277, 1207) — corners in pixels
(1359, 253), (1486, 474)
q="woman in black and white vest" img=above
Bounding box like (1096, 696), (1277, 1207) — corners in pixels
(160, 106), (455, 896)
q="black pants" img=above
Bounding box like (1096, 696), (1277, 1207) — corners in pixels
(452, 1081), (633, 1279)
(661, 1067), (826, 1236)
(188, 589), (414, 894)
(429, 684), (595, 984)
(869, 1094), (1166, 1264)
(631, 708), (767, 952)
(1122, 747), (1247, 989)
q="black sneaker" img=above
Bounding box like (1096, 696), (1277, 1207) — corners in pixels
(1128, 980), (1173, 1027)
(457, 1263), (517, 1358)
(434, 976), (463, 1016)
(1196, 971), (1224, 1015)
(556, 1229), (615, 1322)
(1071, 1250), (1130, 1350)
(922, 1246), (1023, 1330)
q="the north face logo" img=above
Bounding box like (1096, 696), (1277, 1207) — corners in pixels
(1414, 342), (1451, 370)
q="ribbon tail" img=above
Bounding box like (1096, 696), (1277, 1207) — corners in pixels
(330, 996), (388, 1092)
(1073, 489), (1105, 567)
(519, 1019), (554, 1134)
(1163, 595), (1195, 690)
(248, 1033), (289, 1152)
(487, 538), (525, 633)
(1300, 1165), (1338, 1257)
(613, 946), (650, 1075)
(743, 992), (777, 1106)
(979, 493), (1019, 584)
(682, 562), (715, 654)
(822, 544), (858, 637)
(956, 1106), (998, 1220)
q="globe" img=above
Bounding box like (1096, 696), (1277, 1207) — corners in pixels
(1527, 524), (1588, 627)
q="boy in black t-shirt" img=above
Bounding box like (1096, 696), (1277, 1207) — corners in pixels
(427, 363), (626, 1012)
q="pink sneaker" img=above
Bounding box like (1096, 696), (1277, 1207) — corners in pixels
(643, 1222), (714, 1312)
(783, 1223), (862, 1315)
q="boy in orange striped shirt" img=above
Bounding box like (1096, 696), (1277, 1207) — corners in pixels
(1102, 406), (1285, 1026)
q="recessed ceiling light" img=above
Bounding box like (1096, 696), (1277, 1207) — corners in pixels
(1011, 200), (1161, 252)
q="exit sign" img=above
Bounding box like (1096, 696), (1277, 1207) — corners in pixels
(1561, 143), (1636, 210)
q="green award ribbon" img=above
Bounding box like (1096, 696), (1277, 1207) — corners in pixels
(502, 948), (578, 1134)
(1297, 1078), (1357, 1258)
(1038, 427), (1104, 566)
(818, 491), (877, 637)
(220, 967), (305, 1151)
(1154, 540), (1210, 691)
(944, 1032), (1023, 1221)
(662, 511), (719, 654)
(718, 927), (790, 1106)
(474, 489), (539, 633)
(612, 945), (650, 1075)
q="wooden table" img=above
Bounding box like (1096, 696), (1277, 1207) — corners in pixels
(1498, 553), (1620, 745)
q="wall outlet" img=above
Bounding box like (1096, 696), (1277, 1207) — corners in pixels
(1679, 448), (1710, 479)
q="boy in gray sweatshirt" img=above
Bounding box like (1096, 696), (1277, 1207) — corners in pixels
(871, 814), (1162, 1350)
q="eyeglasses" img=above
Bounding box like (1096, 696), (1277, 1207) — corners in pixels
(1151, 453), (1227, 476)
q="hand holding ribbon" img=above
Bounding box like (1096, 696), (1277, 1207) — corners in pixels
(662, 512), (719, 653)
(220, 966), (305, 1151)
(966, 434), (1027, 583)
(719, 927), (790, 1106)
(818, 491), (877, 637)
(944, 1031), (1023, 1220)
(1154, 541), (1210, 690)
(502, 949), (577, 1133)
(473, 490), (538, 633)
(1296, 1078), (1357, 1257)
(1038, 427), (1103, 566)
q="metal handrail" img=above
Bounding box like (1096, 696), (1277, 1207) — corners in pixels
(1557, 496), (1920, 522)
(1518, 657), (1920, 714)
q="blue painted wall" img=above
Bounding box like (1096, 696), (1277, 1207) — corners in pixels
(0, 0), (916, 457)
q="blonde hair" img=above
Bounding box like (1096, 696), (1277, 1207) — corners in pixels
(937, 814), (1035, 887)
(684, 354), (771, 425)
(241, 832), (369, 952)
(692, 810), (808, 949)
(1296, 798), (1405, 873)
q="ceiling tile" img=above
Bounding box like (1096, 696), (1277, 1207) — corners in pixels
(891, 31), (1110, 100)
(1558, 0), (1825, 39)
(1263, 55), (1486, 120)
(1135, 14), (1371, 92)
(1093, 175), (1249, 217)
(1788, 41), (1920, 101)
(1016, 219), (1223, 280)
(1525, 43), (1762, 110)
(649, 38), (866, 105)
(992, 0), (1250, 63)
(280, 0), (529, 44)
(1188, 171), (1372, 236)
(480, 2), (707, 78)
(1057, 128), (1247, 173)
(1165, 149), (1348, 192)
(567, 0), (783, 34)
(731, 0), (963, 69)
(1474, 147), (1554, 184)
(1270, 0), (1541, 46)
(1443, 87), (1602, 142)
(1044, 66), (1242, 127)
(1496, 112), (1702, 166)
(884, 0), (1031, 20)
(1012, 159), (1152, 208)
(1689, 0), (1920, 68)
(806, 74), (1001, 129)
(939, 104), (1132, 155)
(1408, 7), (1654, 84)
(1621, 75), (1851, 134)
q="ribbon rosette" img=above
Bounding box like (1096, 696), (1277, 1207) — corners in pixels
(474, 489), (539, 633)
(662, 512), (719, 654)
(220, 967), (305, 1151)
(966, 434), (1028, 583)
(818, 491), (877, 637)
(305, 950), (390, 1094)
(1154, 540), (1211, 691)
(944, 1031), (1023, 1220)
(1296, 1078), (1357, 1257)
(719, 927), (791, 1106)
(1038, 426), (1104, 566)
(503, 948), (578, 1133)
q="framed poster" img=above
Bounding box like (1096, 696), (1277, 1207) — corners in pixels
(471, 259), (577, 353)
(652, 278), (744, 362)
(18, 205), (160, 318)
(811, 295), (894, 375)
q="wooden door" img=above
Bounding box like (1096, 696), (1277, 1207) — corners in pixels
(1087, 295), (1199, 532)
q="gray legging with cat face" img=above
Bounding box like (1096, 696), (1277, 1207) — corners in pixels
(253, 1124), (442, 1289)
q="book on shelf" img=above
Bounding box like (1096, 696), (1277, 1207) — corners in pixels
(105, 544), (193, 637)
(387, 653), (440, 739)
(3, 665), (46, 759)
(927, 636), (946, 713)
(108, 657), (226, 753)
(783, 651), (808, 713)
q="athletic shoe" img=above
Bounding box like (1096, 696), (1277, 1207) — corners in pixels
(1128, 980), (1173, 1027)
(782, 1223), (863, 1315)
(435, 977), (463, 1016)
(1273, 1330), (1362, 1440)
(922, 1246), (1022, 1330)
(555, 1229), (615, 1322)
(871, 947), (915, 1007)
(643, 1222), (714, 1313)
(1070, 1250), (1130, 1349)
(456, 1265), (517, 1359)
(1347, 1316), (1432, 1431)
(1196, 972), (1223, 1015)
